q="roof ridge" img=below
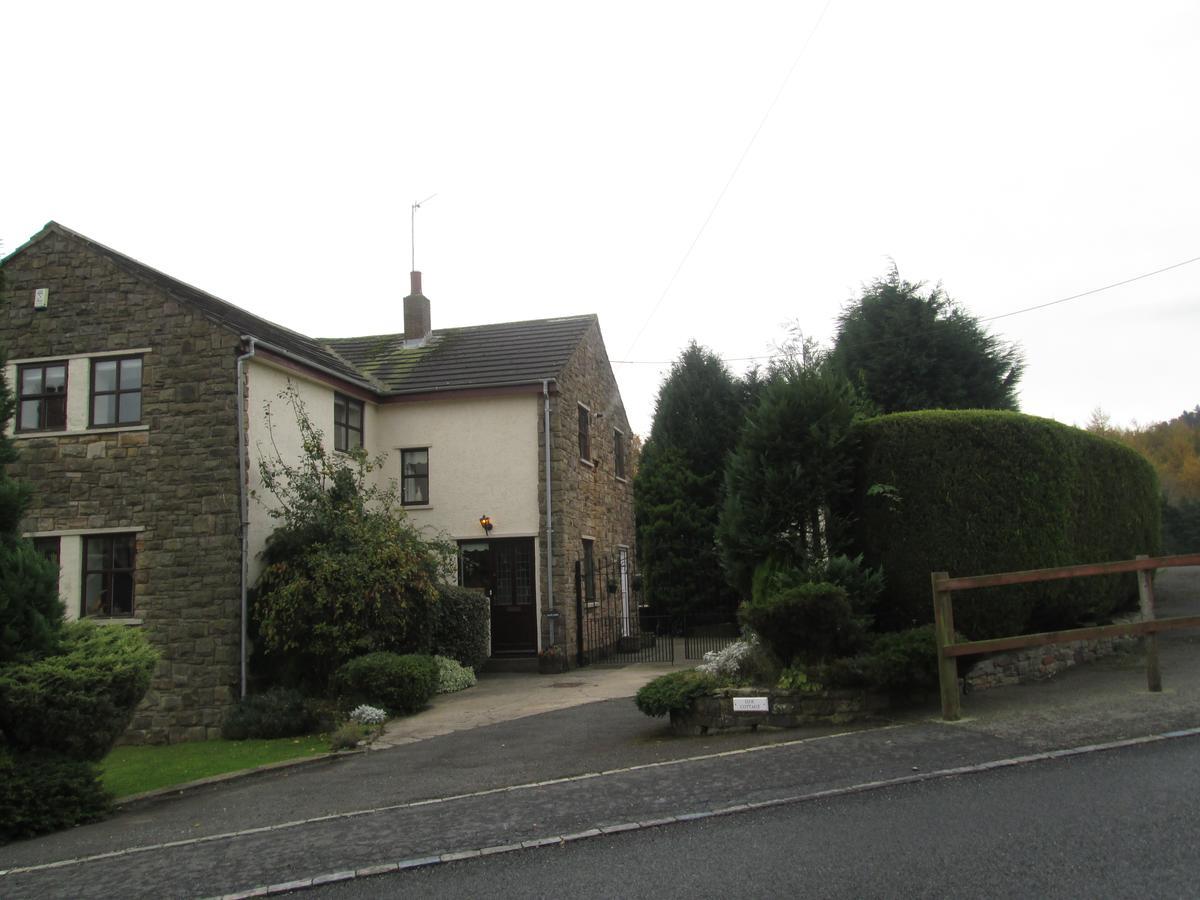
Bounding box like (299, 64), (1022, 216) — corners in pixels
(42, 222), (331, 348)
(319, 313), (597, 344)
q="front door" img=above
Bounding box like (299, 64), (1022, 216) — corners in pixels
(460, 538), (537, 656)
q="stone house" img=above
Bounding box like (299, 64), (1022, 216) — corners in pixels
(1, 222), (636, 742)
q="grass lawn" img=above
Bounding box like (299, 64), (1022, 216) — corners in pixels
(100, 735), (329, 799)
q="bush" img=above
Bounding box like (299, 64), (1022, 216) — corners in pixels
(739, 581), (862, 667)
(329, 721), (369, 752)
(220, 687), (318, 740)
(0, 621), (158, 760)
(432, 585), (490, 671)
(856, 626), (940, 694)
(0, 749), (111, 843)
(635, 670), (722, 718)
(751, 555), (883, 620)
(434, 655), (477, 694)
(1163, 499), (1200, 554)
(851, 411), (1162, 638)
(333, 652), (439, 715)
(251, 386), (453, 692)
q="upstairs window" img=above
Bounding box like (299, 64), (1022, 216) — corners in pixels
(83, 533), (136, 617)
(401, 448), (430, 505)
(613, 428), (626, 479)
(578, 404), (591, 462)
(91, 356), (142, 427)
(334, 394), (364, 452)
(18, 362), (68, 432)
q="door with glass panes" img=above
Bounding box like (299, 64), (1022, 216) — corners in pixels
(459, 538), (537, 656)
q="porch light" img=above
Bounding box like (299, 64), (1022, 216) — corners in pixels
(479, 515), (493, 534)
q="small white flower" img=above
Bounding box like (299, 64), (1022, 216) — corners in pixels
(349, 704), (388, 725)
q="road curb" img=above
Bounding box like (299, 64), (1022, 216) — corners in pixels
(204, 725), (1200, 898)
(115, 749), (365, 810)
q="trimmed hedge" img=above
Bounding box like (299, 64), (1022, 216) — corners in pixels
(432, 585), (490, 671)
(333, 652), (439, 715)
(850, 410), (1162, 638)
(0, 621), (159, 760)
(0, 749), (111, 842)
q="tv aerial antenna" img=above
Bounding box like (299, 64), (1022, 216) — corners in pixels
(411, 193), (437, 271)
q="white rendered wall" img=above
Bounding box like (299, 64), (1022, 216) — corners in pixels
(372, 393), (541, 543)
(245, 359), (380, 580)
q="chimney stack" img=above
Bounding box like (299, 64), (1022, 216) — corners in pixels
(404, 271), (431, 344)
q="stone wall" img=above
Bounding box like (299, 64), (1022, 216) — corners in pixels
(964, 623), (1140, 692)
(2, 229), (243, 742)
(670, 686), (893, 735)
(537, 319), (637, 658)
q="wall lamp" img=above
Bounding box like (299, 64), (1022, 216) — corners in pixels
(479, 515), (493, 535)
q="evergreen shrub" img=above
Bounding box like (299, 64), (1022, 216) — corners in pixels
(739, 581), (862, 667)
(333, 652), (439, 715)
(0, 749), (111, 842)
(0, 621), (158, 760)
(851, 411), (1161, 638)
(635, 670), (722, 718)
(432, 585), (490, 671)
(220, 687), (318, 740)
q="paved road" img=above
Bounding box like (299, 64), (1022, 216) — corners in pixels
(0, 568), (1196, 898)
(313, 732), (1200, 899)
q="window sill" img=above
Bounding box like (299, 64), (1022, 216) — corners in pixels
(615, 475), (629, 484)
(579, 457), (595, 468)
(85, 617), (144, 626)
(14, 424), (150, 439)
(402, 503), (434, 510)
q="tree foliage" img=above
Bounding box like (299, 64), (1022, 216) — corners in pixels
(0, 354), (64, 663)
(1089, 405), (1200, 552)
(251, 386), (453, 691)
(635, 343), (746, 617)
(717, 365), (866, 599)
(831, 269), (1024, 414)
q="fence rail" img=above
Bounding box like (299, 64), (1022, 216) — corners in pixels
(932, 552), (1200, 721)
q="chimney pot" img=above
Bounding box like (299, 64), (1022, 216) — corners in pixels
(410, 270), (422, 296)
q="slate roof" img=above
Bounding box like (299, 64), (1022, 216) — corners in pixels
(322, 315), (596, 395)
(11, 222), (596, 396)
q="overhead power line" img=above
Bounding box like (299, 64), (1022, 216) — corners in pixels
(612, 251), (1200, 365)
(623, 0), (836, 358)
(980, 254), (1200, 322)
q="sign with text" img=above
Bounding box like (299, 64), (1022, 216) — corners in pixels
(732, 697), (769, 712)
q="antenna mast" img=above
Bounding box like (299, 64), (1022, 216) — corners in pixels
(411, 193), (437, 271)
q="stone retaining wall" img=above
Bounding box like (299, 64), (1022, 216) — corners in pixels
(963, 620), (1140, 692)
(669, 686), (894, 736)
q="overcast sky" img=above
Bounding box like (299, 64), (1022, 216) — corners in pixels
(3, 1), (1197, 437)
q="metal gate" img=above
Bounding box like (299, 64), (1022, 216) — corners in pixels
(575, 551), (674, 666)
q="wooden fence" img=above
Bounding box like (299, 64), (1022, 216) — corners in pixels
(932, 552), (1200, 721)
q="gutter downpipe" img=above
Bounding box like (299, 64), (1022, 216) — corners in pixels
(543, 379), (555, 646)
(236, 336), (258, 698)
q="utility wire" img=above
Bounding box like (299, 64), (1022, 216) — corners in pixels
(980, 254), (1200, 322)
(612, 251), (1200, 365)
(623, 0), (835, 358)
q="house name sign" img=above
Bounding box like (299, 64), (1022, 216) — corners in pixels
(732, 697), (769, 712)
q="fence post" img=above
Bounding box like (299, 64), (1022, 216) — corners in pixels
(1136, 554), (1162, 693)
(932, 571), (961, 721)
